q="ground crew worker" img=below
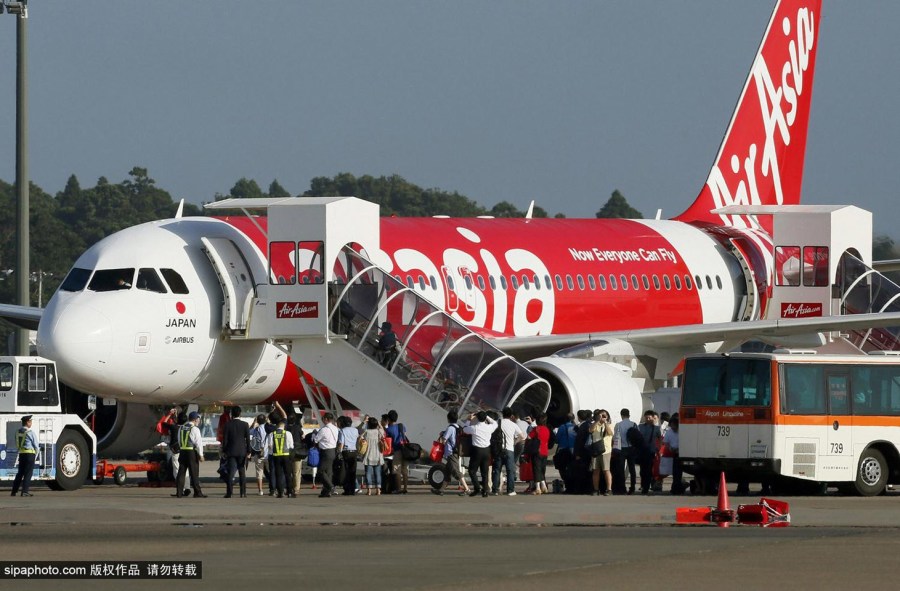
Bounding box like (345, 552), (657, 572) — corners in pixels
(11, 415), (37, 497)
(265, 418), (294, 498)
(175, 411), (207, 498)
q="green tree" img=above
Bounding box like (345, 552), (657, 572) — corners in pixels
(228, 178), (264, 200)
(596, 190), (643, 219)
(489, 201), (525, 218)
(268, 179), (290, 198)
(303, 173), (487, 217)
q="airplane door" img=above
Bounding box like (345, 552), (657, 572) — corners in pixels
(825, 371), (853, 481)
(201, 238), (256, 334)
(458, 267), (476, 313)
(440, 265), (459, 313)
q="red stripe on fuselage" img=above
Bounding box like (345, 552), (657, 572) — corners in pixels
(221, 216), (706, 336)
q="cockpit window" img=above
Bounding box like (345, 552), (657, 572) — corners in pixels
(137, 268), (168, 293)
(60, 268), (92, 292)
(160, 269), (190, 294)
(88, 269), (135, 292)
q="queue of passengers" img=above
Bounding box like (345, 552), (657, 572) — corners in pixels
(162, 402), (682, 499)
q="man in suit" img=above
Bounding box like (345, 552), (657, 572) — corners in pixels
(222, 406), (251, 498)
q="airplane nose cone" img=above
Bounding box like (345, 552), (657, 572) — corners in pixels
(37, 299), (112, 389)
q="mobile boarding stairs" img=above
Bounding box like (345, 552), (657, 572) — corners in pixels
(205, 197), (550, 444)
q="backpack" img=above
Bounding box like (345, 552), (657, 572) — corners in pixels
(356, 434), (369, 456)
(489, 425), (504, 458)
(249, 428), (263, 455)
(626, 425), (644, 448)
(306, 446), (320, 468)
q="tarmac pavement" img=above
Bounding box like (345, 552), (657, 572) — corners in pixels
(2, 463), (899, 589)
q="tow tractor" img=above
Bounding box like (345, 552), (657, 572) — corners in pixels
(0, 356), (97, 490)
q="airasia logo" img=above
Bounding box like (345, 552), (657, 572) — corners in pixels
(276, 302), (319, 319)
(781, 302), (822, 319)
(709, 5), (816, 229)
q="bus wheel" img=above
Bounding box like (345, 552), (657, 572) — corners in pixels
(855, 449), (888, 496)
(427, 464), (447, 489)
(53, 431), (90, 491)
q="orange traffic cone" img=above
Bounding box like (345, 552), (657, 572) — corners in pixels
(710, 471), (735, 527)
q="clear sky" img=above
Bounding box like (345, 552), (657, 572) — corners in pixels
(0, 1), (898, 235)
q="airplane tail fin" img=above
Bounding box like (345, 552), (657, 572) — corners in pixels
(674, 0), (821, 230)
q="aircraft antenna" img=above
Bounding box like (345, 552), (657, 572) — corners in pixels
(655, 208), (663, 220)
(525, 200), (535, 220)
(175, 199), (184, 219)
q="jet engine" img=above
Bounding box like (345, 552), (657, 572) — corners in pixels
(61, 384), (162, 458)
(524, 357), (644, 427)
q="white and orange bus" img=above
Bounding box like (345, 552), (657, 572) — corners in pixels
(679, 351), (900, 496)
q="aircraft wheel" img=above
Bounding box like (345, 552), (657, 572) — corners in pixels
(53, 430), (90, 491)
(854, 448), (888, 496)
(113, 466), (128, 486)
(427, 464), (448, 489)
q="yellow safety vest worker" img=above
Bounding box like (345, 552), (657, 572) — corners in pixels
(179, 424), (194, 451)
(16, 428), (35, 454)
(273, 430), (289, 457)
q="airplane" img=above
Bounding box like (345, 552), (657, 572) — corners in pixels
(3, 0), (899, 462)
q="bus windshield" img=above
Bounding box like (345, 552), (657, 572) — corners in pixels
(682, 357), (772, 407)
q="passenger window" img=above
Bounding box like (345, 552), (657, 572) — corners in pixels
(588, 275), (596, 290)
(555, 275), (563, 290)
(706, 275), (713, 290)
(598, 275), (607, 290)
(522, 275), (530, 290)
(544, 275), (552, 290)
(674, 275), (682, 290)
(663, 275), (671, 290)
(0, 363), (12, 391)
(406, 275), (414, 288)
(577, 275), (585, 290)
(137, 268), (168, 293)
(89, 268), (135, 292)
(620, 275), (628, 291)
(631, 275), (639, 290)
(510, 276), (519, 290)
(685, 275), (693, 290)
(447, 276), (455, 290)
(566, 275), (575, 290)
(465, 276), (474, 290)
(60, 268), (92, 292)
(694, 275), (702, 290)
(430, 276), (438, 290)
(609, 275), (618, 290)
(161, 269), (190, 294)
(716, 275), (723, 290)
(489, 276), (497, 290)
(418, 276), (426, 290)
(500, 276), (508, 290)
(534, 275), (541, 291)
(641, 275), (650, 290)
(477, 276), (485, 291)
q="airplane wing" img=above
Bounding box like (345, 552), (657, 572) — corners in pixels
(873, 259), (900, 274)
(0, 303), (43, 331)
(492, 312), (900, 358)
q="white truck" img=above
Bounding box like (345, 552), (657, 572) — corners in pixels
(0, 356), (96, 490)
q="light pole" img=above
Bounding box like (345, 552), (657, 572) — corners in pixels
(3, 1), (30, 355)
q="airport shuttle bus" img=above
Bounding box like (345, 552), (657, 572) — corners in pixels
(679, 351), (900, 496)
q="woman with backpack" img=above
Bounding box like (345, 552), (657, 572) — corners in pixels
(360, 416), (385, 496)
